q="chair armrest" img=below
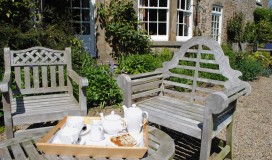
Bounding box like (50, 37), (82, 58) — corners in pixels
(67, 69), (88, 87)
(0, 72), (11, 93)
(205, 82), (251, 115)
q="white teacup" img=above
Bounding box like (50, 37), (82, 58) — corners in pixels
(66, 116), (84, 130)
(89, 120), (105, 142)
(57, 127), (80, 144)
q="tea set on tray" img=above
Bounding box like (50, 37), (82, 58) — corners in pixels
(51, 104), (148, 147)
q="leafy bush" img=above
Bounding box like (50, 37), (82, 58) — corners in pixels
(71, 43), (122, 107)
(234, 57), (265, 81)
(97, 0), (151, 56)
(254, 19), (272, 43)
(248, 51), (272, 68)
(118, 49), (173, 74)
(243, 22), (257, 43)
(227, 12), (245, 43)
(254, 8), (272, 22)
(222, 44), (270, 81)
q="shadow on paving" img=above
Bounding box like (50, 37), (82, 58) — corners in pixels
(150, 123), (224, 160)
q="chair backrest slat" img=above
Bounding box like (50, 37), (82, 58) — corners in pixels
(24, 67), (31, 89)
(58, 65), (65, 86)
(50, 66), (56, 87)
(42, 66), (48, 88)
(14, 67), (21, 89)
(33, 66), (39, 88)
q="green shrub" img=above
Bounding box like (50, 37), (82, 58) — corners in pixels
(227, 12), (245, 43)
(71, 44), (122, 107)
(118, 49), (173, 74)
(234, 57), (265, 81)
(254, 8), (272, 22)
(248, 51), (272, 68)
(244, 21), (257, 43)
(118, 54), (162, 74)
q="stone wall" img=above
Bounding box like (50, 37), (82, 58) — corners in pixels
(95, 0), (270, 61)
(198, 0), (270, 43)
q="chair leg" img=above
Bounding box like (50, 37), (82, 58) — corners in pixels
(226, 117), (234, 159)
(199, 116), (213, 160)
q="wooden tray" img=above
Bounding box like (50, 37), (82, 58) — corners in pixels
(36, 116), (148, 158)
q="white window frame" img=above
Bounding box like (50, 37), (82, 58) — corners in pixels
(211, 5), (223, 44)
(176, 0), (193, 41)
(138, 0), (170, 41)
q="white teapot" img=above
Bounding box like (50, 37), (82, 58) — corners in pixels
(100, 111), (126, 135)
(123, 104), (148, 135)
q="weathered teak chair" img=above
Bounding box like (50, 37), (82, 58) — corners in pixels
(118, 37), (251, 160)
(0, 47), (88, 139)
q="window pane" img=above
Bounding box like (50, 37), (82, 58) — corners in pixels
(181, 0), (185, 9)
(184, 25), (188, 36)
(143, 10), (148, 21)
(149, 9), (157, 21)
(72, 9), (80, 21)
(149, 23), (157, 35)
(158, 23), (166, 35)
(179, 24), (184, 36)
(82, 9), (90, 21)
(73, 23), (81, 34)
(176, 24), (179, 35)
(186, 0), (191, 10)
(159, 9), (167, 21)
(72, 0), (80, 7)
(82, 23), (90, 35)
(150, 0), (158, 7)
(82, 0), (90, 8)
(177, 0), (180, 9)
(159, 0), (168, 7)
(178, 11), (184, 23)
(142, 0), (148, 7)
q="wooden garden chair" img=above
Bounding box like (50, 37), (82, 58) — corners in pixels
(0, 47), (88, 139)
(118, 36), (251, 160)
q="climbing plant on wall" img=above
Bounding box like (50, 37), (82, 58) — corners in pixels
(97, 0), (151, 57)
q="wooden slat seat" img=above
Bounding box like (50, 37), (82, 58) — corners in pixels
(11, 94), (81, 126)
(138, 96), (203, 139)
(118, 36), (251, 160)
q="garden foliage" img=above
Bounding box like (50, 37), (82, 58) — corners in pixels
(97, 0), (151, 56)
(228, 9), (272, 43)
(0, 0), (123, 109)
(117, 49), (173, 74)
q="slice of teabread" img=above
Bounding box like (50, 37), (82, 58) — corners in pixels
(110, 134), (137, 147)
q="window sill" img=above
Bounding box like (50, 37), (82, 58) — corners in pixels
(151, 41), (183, 47)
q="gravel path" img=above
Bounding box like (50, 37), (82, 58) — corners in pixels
(233, 76), (272, 160)
(0, 76), (271, 160)
(161, 76), (272, 160)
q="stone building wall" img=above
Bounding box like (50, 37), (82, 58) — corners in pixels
(95, 0), (270, 61)
(198, 0), (270, 43)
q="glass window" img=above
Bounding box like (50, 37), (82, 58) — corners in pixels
(70, 0), (91, 35)
(138, 0), (169, 41)
(176, 0), (192, 41)
(211, 6), (223, 44)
